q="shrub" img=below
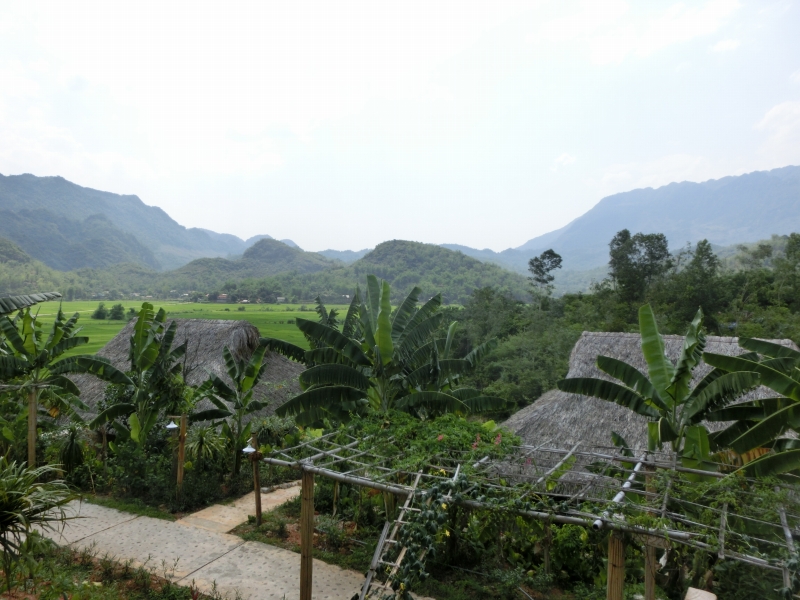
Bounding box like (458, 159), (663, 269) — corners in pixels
(108, 303), (125, 320)
(90, 302), (108, 319)
(0, 460), (72, 593)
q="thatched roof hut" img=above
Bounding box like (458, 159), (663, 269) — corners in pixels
(72, 319), (304, 418)
(503, 332), (800, 453)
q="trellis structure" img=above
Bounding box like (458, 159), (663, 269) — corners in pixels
(262, 431), (800, 600)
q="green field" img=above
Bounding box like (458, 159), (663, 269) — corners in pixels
(29, 301), (352, 356)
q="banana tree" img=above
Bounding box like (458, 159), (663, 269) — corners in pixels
(0, 293), (62, 317)
(702, 338), (800, 476)
(90, 303), (187, 449)
(190, 342), (271, 474)
(263, 275), (505, 427)
(557, 305), (760, 470)
(0, 307), (130, 466)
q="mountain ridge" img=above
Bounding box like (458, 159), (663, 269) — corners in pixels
(0, 173), (273, 270)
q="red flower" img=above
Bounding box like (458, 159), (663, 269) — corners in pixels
(437, 434), (444, 441)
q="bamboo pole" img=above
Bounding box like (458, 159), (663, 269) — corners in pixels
(177, 414), (187, 496)
(252, 434), (262, 526)
(644, 462), (656, 600)
(300, 468), (315, 600)
(607, 532), (625, 600)
(644, 545), (657, 600)
(27, 390), (37, 468)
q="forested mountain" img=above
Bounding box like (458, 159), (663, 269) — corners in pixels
(515, 165), (800, 270)
(317, 248), (371, 263)
(167, 238), (336, 289)
(160, 240), (528, 304)
(0, 236), (528, 304)
(0, 173), (271, 270)
(351, 241), (528, 303)
(436, 166), (800, 276)
(0, 210), (160, 270)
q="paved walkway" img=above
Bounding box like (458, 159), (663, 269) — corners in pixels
(42, 485), (366, 600)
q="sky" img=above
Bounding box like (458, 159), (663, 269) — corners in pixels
(1, 0), (799, 252)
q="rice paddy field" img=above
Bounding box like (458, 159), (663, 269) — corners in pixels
(28, 300), (352, 356)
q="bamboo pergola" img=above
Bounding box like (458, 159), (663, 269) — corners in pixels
(262, 432), (800, 600)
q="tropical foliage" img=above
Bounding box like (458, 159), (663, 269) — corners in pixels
(90, 303), (188, 449)
(0, 459), (72, 592)
(0, 306), (129, 465)
(558, 304), (760, 470)
(190, 340), (271, 474)
(701, 337), (800, 476)
(264, 276), (505, 426)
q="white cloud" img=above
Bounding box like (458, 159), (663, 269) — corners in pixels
(791, 70), (800, 84)
(711, 39), (740, 52)
(595, 154), (724, 197)
(756, 101), (800, 164)
(531, 0), (741, 65)
(552, 153), (576, 171)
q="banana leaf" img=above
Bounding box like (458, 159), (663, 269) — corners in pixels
(638, 304), (674, 398)
(557, 377), (659, 418)
(0, 292), (61, 315)
(299, 364), (371, 391)
(703, 353), (800, 401)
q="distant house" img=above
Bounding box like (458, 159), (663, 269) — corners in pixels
(503, 331), (800, 453)
(216, 293), (229, 303)
(276, 297), (286, 303)
(70, 319), (304, 419)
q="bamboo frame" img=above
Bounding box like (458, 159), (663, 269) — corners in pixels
(265, 435), (799, 599)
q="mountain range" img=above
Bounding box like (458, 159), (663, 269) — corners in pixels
(0, 174), (274, 270)
(315, 166), (800, 277)
(1, 165), (799, 289)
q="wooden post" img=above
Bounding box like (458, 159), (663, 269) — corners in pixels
(300, 468), (314, 600)
(644, 545), (657, 600)
(27, 390), (36, 468)
(543, 522), (552, 575)
(252, 434), (262, 526)
(176, 414), (187, 496)
(332, 481), (339, 517)
(607, 533), (625, 600)
(644, 462), (656, 600)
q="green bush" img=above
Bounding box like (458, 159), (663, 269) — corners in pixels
(90, 302), (108, 319)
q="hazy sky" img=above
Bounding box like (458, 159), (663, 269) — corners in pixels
(1, 1), (799, 251)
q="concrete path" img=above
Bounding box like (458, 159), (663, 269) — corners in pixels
(176, 484), (301, 534)
(42, 490), (365, 600)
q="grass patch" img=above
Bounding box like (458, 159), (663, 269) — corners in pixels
(84, 495), (177, 521)
(3, 537), (240, 599)
(31, 301), (352, 356)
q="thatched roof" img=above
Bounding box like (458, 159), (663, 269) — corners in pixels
(72, 319), (304, 418)
(503, 332), (800, 453)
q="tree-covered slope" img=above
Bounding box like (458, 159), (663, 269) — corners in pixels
(0, 210), (160, 270)
(350, 240), (528, 303)
(0, 173), (270, 270)
(515, 165), (800, 270)
(168, 239), (337, 289)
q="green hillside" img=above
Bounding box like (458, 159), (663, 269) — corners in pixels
(0, 173), (269, 270)
(0, 210), (160, 270)
(351, 240), (528, 303)
(0, 235), (529, 305)
(169, 239), (337, 288)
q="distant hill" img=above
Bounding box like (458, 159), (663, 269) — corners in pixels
(439, 244), (530, 274)
(351, 240), (528, 304)
(0, 173), (272, 270)
(0, 238), (31, 264)
(318, 248), (371, 263)
(0, 209), (160, 270)
(515, 165), (800, 270)
(168, 239), (336, 289)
